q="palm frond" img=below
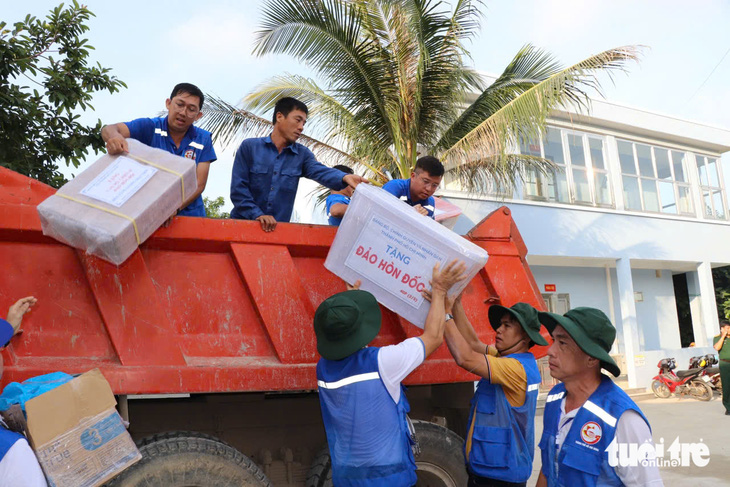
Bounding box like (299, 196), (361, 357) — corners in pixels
(440, 45), (641, 190)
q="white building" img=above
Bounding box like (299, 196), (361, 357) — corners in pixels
(441, 99), (730, 389)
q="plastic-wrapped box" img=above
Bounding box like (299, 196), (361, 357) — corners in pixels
(37, 139), (196, 265)
(324, 184), (488, 328)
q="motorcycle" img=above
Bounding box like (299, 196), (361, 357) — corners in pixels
(650, 357), (714, 401)
(689, 354), (722, 393)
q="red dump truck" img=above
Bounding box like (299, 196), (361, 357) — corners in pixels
(0, 166), (549, 486)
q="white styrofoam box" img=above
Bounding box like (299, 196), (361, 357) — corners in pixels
(325, 184), (488, 328)
(38, 139), (196, 265)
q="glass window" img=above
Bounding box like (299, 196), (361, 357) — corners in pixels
(636, 144), (654, 177)
(544, 128), (564, 164)
(623, 176), (642, 210)
(658, 181), (676, 214)
(671, 151), (687, 182)
(618, 140), (636, 174)
(677, 186), (693, 214)
(520, 138), (541, 158)
(641, 179), (660, 212)
(589, 138), (605, 170)
(696, 153), (726, 220)
(594, 173), (611, 205)
(655, 148), (671, 180)
(567, 134), (586, 167)
(572, 168), (591, 202)
(546, 170), (570, 203)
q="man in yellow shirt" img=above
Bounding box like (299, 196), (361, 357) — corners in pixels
(424, 291), (547, 487)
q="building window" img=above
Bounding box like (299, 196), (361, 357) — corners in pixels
(520, 127), (612, 207)
(618, 139), (693, 215)
(696, 155), (726, 220)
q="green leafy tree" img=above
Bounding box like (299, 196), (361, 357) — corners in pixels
(204, 196), (231, 219)
(201, 0), (639, 192)
(0, 1), (126, 187)
(713, 266), (730, 321)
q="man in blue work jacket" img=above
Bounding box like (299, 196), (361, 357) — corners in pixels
(102, 83), (216, 217)
(314, 260), (467, 486)
(536, 308), (663, 487)
(383, 156), (444, 218)
(230, 97), (367, 232)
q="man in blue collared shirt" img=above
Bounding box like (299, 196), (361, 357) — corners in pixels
(101, 83), (216, 217)
(230, 97), (368, 232)
(383, 156), (444, 218)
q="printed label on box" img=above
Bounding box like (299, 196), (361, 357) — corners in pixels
(80, 156), (157, 207)
(345, 214), (447, 308)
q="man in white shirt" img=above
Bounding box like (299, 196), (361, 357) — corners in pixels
(0, 296), (47, 486)
(314, 260), (467, 486)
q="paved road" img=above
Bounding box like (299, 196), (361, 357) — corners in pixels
(527, 392), (729, 486)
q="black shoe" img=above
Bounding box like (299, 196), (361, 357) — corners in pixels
(725, 411), (730, 415)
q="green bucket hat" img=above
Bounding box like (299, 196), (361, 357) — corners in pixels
(538, 307), (621, 377)
(314, 290), (382, 360)
(488, 302), (548, 347)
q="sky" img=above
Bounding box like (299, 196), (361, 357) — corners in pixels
(4, 0), (730, 221)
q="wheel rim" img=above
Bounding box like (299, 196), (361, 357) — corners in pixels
(416, 461), (457, 487)
(651, 380), (670, 398)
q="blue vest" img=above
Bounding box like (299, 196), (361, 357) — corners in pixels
(539, 376), (650, 487)
(466, 353), (541, 483)
(0, 426), (23, 461)
(317, 347), (416, 487)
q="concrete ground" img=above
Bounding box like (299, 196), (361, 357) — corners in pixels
(527, 392), (730, 486)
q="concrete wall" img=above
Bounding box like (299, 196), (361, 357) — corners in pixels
(632, 346), (716, 391)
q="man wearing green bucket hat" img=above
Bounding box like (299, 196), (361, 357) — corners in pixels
(426, 294), (547, 487)
(536, 307), (662, 487)
(314, 260), (467, 486)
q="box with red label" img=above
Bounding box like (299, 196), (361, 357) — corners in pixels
(325, 184), (488, 328)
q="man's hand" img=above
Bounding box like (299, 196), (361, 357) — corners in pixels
(105, 135), (129, 155)
(431, 260), (468, 294)
(413, 204), (429, 217)
(421, 289), (462, 314)
(256, 215), (277, 232)
(6, 296), (37, 334)
(343, 174), (369, 189)
(346, 279), (362, 291)
(722, 327), (729, 338)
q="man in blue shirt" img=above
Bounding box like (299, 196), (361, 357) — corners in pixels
(325, 165), (354, 226)
(230, 97), (367, 232)
(383, 156), (444, 218)
(101, 83), (216, 217)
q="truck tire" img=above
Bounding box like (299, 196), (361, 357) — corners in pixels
(105, 431), (272, 487)
(305, 420), (467, 487)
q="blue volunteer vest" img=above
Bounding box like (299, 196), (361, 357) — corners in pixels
(539, 375), (650, 487)
(465, 352), (541, 483)
(317, 347), (416, 487)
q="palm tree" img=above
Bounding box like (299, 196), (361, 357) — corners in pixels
(200, 0), (639, 193)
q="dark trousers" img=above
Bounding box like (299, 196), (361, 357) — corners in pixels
(720, 360), (730, 413)
(468, 475), (526, 487)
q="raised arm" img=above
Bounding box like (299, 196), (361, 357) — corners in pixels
(452, 299), (489, 354)
(714, 328), (727, 351)
(419, 260), (467, 357)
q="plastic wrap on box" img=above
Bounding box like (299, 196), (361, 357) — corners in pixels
(37, 139), (196, 265)
(324, 184), (488, 328)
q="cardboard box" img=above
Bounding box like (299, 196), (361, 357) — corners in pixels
(38, 138), (197, 265)
(26, 369), (141, 487)
(325, 184), (488, 328)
